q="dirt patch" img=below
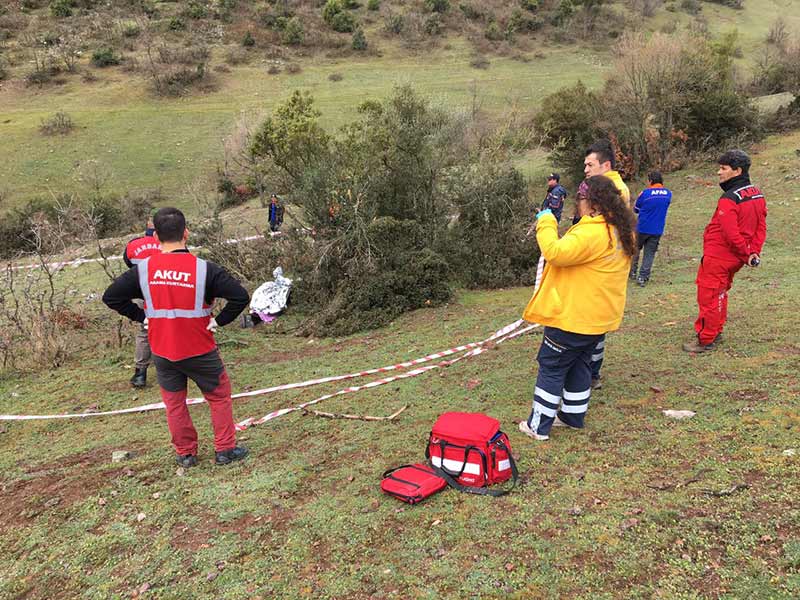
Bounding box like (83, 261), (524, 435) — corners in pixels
(727, 389), (769, 403)
(1, 447), (124, 530)
(169, 504), (296, 551)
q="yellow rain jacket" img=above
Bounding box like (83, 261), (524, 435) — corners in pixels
(522, 213), (631, 335)
(605, 170), (631, 207)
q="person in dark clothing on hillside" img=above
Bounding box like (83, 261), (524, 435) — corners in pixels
(630, 171), (672, 287)
(103, 208), (251, 467)
(268, 194), (284, 233)
(122, 214), (161, 388)
(542, 173), (567, 223)
(683, 150), (767, 353)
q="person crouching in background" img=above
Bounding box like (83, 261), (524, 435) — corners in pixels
(519, 175), (636, 441)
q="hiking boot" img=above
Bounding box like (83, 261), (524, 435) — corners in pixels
(637, 277), (647, 287)
(215, 445), (249, 466)
(714, 332), (723, 345)
(591, 377), (602, 390)
(130, 368), (147, 388)
(175, 454), (198, 468)
(682, 338), (715, 353)
(518, 420), (549, 441)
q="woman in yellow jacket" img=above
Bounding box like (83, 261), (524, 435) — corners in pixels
(519, 175), (636, 441)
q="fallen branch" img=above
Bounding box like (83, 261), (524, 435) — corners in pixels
(646, 469), (710, 492)
(217, 338), (250, 347)
(303, 405), (408, 422)
(699, 483), (750, 497)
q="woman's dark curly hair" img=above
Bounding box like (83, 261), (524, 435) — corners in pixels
(584, 175), (637, 257)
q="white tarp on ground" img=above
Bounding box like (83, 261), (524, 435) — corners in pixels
(250, 267), (292, 319)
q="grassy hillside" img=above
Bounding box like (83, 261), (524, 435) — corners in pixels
(2, 0), (800, 211)
(0, 41), (606, 209)
(1, 130), (798, 599)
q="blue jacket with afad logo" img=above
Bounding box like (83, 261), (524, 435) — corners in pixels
(634, 184), (672, 235)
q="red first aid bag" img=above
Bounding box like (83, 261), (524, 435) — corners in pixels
(381, 463), (447, 504)
(425, 412), (518, 496)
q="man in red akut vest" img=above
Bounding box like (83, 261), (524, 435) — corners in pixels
(104, 208), (250, 467)
(683, 149), (767, 353)
(122, 214), (161, 388)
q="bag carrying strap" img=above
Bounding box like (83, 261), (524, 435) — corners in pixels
(429, 440), (518, 497)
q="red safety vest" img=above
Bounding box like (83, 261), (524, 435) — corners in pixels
(126, 235), (161, 265)
(137, 252), (215, 361)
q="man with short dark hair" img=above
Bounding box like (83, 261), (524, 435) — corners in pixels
(542, 173), (567, 223)
(584, 140), (630, 206)
(581, 140), (631, 389)
(103, 208), (251, 467)
(123, 213), (161, 388)
(683, 150), (767, 353)
(630, 171), (672, 287)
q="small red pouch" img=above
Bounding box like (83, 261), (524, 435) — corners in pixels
(380, 463), (447, 505)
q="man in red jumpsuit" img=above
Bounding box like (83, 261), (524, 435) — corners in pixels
(683, 149), (767, 353)
(103, 208), (250, 467)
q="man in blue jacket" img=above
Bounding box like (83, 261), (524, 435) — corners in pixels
(630, 171), (672, 287)
(542, 173), (567, 223)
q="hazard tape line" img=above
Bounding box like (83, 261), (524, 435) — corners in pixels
(0, 319), (536, 422)
(234, 322), (538, 430)
(7, 233), (278, 272)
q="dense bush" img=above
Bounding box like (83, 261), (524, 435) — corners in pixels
(367, 0), (380, 10)
(425, 0), (450, 13)
(424, 14), (442, 35)
(535, 33), (760, 177)
(751, 42), (800, 95)
(91, 47), (120, 67)
(50, 0), (75, 18)
(282, 17), (304, 45)
(443, 163), (538, 288)
(246, 86), (537, 335)
(331, 11), (357, 32)
(459, 2), (483, 20)
(485, 20), (504, 41)
(0, 191), (156, 259)
(352, 28), (367, 49)
(322, 0), (358, 32)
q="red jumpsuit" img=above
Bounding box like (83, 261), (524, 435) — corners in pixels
(695, 176), (767, 345)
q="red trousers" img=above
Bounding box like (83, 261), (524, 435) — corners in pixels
(153, 350), (236, 456)
(694, 255), (743, 345)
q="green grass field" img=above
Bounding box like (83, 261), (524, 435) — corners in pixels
(0, 40), (606, 210)
(1, 130), (799, 599)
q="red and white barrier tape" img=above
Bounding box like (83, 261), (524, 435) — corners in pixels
(8, 234), (277, 272)
(0, 319), (536, 422)
(234, 321), (538, 430)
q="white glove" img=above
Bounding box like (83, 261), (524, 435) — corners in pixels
(206, 317), (218, 333)
(142, 318), (149, 330)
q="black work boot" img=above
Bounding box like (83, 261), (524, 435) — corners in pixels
(130, 367), (147, 388)
(215, 446), (249, 466)
(175, 454), (198, 468)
